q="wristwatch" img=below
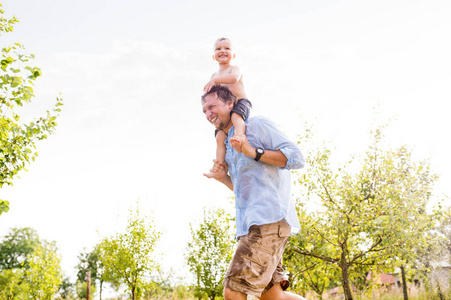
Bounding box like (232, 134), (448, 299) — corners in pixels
(254, 148), (265, 161)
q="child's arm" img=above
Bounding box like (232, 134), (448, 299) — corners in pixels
(204, 66), (242, 92)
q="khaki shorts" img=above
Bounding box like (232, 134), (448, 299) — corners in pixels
(223, 219), (291, 297)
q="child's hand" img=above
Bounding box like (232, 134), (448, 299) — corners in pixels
(203, 79), (216, 93)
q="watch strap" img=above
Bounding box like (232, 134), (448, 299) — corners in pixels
(254, 148), (264, 161)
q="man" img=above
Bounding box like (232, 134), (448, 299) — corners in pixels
(202, 85), (306, 300)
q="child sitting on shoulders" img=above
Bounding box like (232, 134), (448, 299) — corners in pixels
(203, 37), (252, 162)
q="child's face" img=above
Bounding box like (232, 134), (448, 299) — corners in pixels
(213, 39), (236, 64)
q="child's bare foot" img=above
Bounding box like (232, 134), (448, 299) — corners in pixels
(230, 134), (246, 153)
(230, 138), (242, 153)
(203, 160), (227, 179)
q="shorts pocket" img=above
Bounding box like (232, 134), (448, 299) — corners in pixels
(248, 259), (265, 278)
(247, 259), (274, 290)
(278, 223), (291, 237)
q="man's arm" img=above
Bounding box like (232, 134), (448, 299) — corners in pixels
(230, 117), (305, 169)
(203, 159), (234, 191)
(230, 135), (287, 168)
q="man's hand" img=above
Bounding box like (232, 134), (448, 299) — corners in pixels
(203, 79), (216, 93)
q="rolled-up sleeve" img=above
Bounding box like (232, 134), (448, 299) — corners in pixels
(280, 146), (305, 170)
(252, 117), (305, 170)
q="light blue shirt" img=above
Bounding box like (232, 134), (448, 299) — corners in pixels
(225, 116), (305, 238)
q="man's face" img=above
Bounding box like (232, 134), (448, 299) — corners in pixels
(202, 93), (234, 131)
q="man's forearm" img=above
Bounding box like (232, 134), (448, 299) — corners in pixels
(241, 141), (287, 168)
(258, 149), (287, 168)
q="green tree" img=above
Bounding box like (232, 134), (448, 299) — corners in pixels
(24, 241), (63, 300)
(186, 208), (235, 300)
(436, 209), (451, 263)
(284, 249), (340, 299)
(420, 208), (451, 299)
(0, 227), (40, 270)
(75, 247), (105, 300)
(174, 284), (193, 300)
(0, 268), (29, 299)
(286, 125), (443, 300)
(58, 276), (75, 300)
(75, 280), (97, 300)
(142, 267), (174, 300)
(391, 214), (444, 300)
(98, 209), (161, 300)
(0, 3), (63, 215)
(141, 269), (197, 300)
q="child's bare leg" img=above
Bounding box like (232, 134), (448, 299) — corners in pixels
(204, 131), (227, 178)
(231, 112), (246, 153)
(216, 130), (227, 163)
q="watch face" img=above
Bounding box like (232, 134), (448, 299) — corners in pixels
(255, 148), (264, 161)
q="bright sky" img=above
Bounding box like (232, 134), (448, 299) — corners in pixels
(1, 0), (450, 289)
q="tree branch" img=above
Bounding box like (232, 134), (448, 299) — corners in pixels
(350, 236), (384, 264)
(311, 225), (341, 247)
(293, 248), (339, 263)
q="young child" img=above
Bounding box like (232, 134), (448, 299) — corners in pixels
(204, 37), (252, 163)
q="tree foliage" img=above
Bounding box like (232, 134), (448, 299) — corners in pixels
(0, 2), (63, 215)
(285, 249), (340, 299)
(58, 276), (75, 300)
(436, 210), (451, 262)
(142, 268), (179, 300)
(0, 268), (29, 299)
(98, 209), (161, 300)
(76, 247), (102, 283)
(75, 246), (104, 300)
(0, 227), (40, 270)
(24, 241), (63, 300)
(75, 280), (97, 300)
(285, 125), (444, 300)
(418, 208), (451, 298)
(0, 227), (40, 299)
(0, 227), (65, 300)
(186, 208), (235, 300)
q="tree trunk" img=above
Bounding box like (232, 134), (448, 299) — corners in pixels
(87, 271), (91, 300)
(437, 283), (445, 300)
(131, 286), (136, 300)
(100, 280), (103, 300)
(400, 265), (408, 300)
(341, 263), (353, 300)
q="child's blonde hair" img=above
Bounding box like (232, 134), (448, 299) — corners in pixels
(214, 37), (232, 46)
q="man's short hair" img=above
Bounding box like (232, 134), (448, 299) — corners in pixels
(201, 85), (237, 105)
